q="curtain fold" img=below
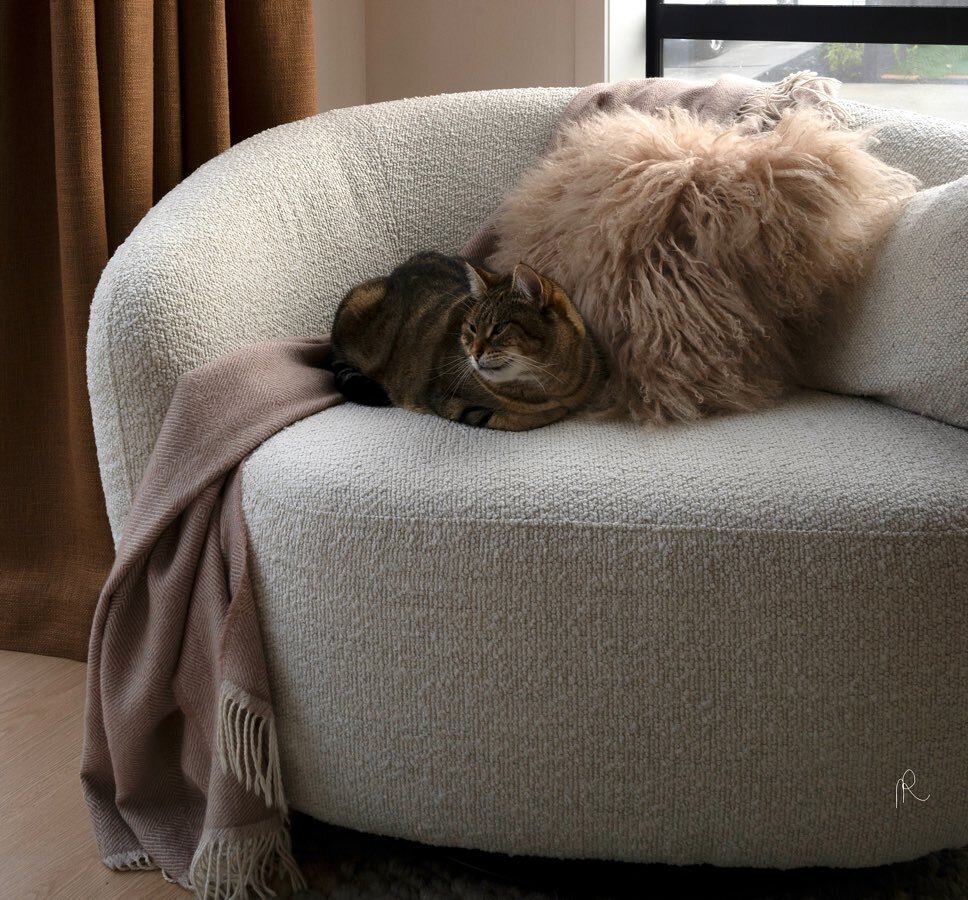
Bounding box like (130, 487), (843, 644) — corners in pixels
(0, 0), (317, 660)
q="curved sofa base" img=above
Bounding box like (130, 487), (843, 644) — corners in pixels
(245, 398), (968, 869)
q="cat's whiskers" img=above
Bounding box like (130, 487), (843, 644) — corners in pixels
(440, 356), (475, 399)
(507, 352), (563, 389)
(446, 368), (475, 400)
(437, 354), (474, 383)
(438, 354), (469, 372)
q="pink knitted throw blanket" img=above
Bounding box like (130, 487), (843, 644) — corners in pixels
(82, 336), (342, 896)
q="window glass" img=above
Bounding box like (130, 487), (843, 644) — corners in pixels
(664, 39), (968, 121)
(667, 0), (968, 5)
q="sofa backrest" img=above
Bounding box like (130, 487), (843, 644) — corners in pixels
(842, 99), (968, 187)
(88, 86), (966, 541)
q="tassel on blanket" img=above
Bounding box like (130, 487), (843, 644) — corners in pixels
(737, 70), (848, 131)
(189, 822), (307, 900)
(216, 683), (287, 812)
(104, 849), (156, 871)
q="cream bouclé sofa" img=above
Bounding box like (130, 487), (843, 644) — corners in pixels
(87, 87), (968, 870)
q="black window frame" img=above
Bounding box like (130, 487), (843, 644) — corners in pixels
(645, 1), (968, 77)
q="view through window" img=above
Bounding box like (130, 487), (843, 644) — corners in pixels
(649, 1), (968, 122)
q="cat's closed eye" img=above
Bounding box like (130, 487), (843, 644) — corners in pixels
(492, 322), (509, 336)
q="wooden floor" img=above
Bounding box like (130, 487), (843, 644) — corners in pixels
(0, 650), (183, 899)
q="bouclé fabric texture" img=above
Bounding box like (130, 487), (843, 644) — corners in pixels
(799, 173), (968, 428)
(245, 395), (968, 870)
(487, 107), (919, 424)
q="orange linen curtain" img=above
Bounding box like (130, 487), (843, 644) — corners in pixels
(0, 1), (317, 660)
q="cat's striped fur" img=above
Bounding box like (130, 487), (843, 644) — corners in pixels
(329, 251), (606, 431)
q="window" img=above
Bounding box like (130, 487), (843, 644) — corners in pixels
(645, 0), (968, 121)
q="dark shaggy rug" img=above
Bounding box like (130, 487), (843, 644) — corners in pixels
(284, 812), (968, 900)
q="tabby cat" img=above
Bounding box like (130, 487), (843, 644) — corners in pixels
(329, 251), (606, 431)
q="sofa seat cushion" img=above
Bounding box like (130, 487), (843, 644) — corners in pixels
(242, 391), (968, 869)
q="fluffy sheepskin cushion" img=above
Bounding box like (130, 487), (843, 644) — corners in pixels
(487, 107), (919, 424)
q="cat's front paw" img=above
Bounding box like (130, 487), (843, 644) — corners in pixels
(458, 406), (494, 428)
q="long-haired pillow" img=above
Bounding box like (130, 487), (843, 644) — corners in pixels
(486, 106), (919, 424)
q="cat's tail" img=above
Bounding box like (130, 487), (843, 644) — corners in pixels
(331, 360), (392, 407)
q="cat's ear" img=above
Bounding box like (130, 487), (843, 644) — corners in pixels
(512, 263), (548, 308)
(465, 262), (497, 299)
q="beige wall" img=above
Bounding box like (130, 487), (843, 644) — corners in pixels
(364, 0), (582, 104)
(313, 0), (367, 111)
(311, 0), (625, 111)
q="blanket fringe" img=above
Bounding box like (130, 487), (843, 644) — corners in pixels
(104, 849), (156, 871)
(216, 684), (287, 811)
(189, 823), (307, 900)
(738, 70), (848, 131)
